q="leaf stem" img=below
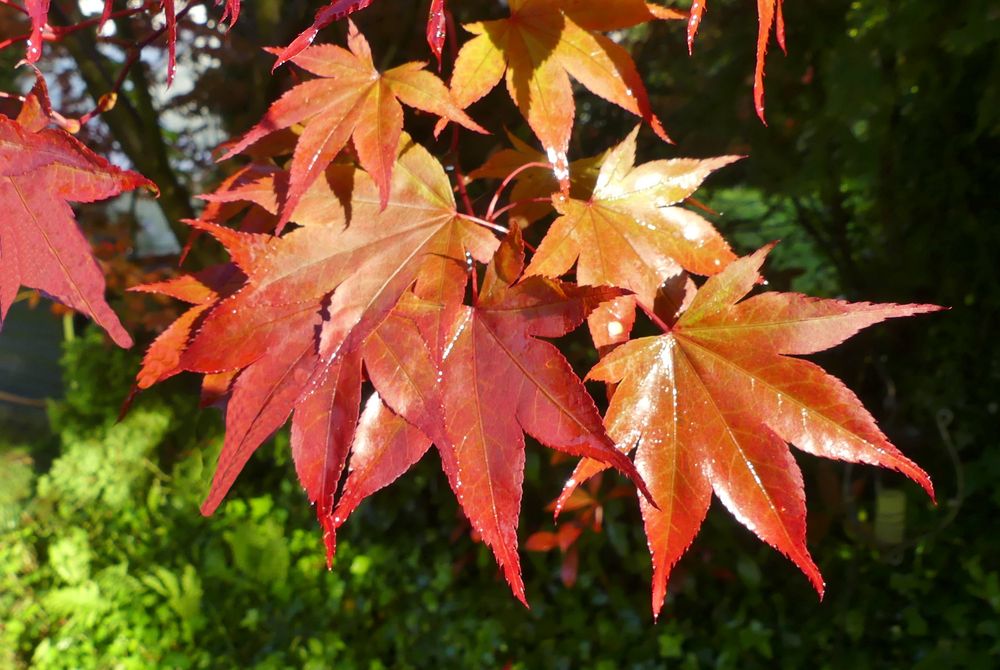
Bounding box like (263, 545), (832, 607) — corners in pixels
(468, 252), (478, 303)
(451, 141), (477, 216)
(457, 212), (510, 235)
(485, 161), (551, 221)
(638, 301), (673, 334)
(0, 33), (27, 51)
(489, 196), (553, 221)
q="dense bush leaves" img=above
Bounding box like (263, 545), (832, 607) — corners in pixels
(0, 97), (151, 348)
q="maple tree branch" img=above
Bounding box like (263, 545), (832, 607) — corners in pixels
(0, 4), (155, 52)
(52, 2), (208, 264)
(78, 2), (199, 126)
(0, 389), (48, 408)
(50, 4), (158, 37)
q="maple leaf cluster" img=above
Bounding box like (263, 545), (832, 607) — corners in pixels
(0, 0), (941, 615)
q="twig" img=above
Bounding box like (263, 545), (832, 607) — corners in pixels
(0, 33), (27, 51)
(0, 390), (47, 408)
(451, 128), (477, 216)
(443, 8), (478, 217)
(489, 196), (553, 221)
(0, 4), (156, 53)
(78, 1), (204, 126)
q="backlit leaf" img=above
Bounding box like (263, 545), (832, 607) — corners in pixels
(447, 0), (673, 182)
(224, 22), (486, 226)
(563, 246), (939, 616)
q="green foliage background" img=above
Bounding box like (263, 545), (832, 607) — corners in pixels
(1, 0), (998, 667)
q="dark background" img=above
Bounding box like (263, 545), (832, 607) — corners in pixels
(1, 0), (998, 667)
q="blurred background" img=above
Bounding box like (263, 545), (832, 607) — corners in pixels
(1, 0), (998, 667)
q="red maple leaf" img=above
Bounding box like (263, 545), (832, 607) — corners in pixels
(1, 99), (152, 348)
(223, 21), (486, 227)
(445, 0), (680, 180)
(326, 229), (649, 603)
(436, 229), (647, 602)
(426, 0), (448, 68)
(135, 142), (650, 603)
(134, 135), (495, 529)
(559, 246), (940, 616)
